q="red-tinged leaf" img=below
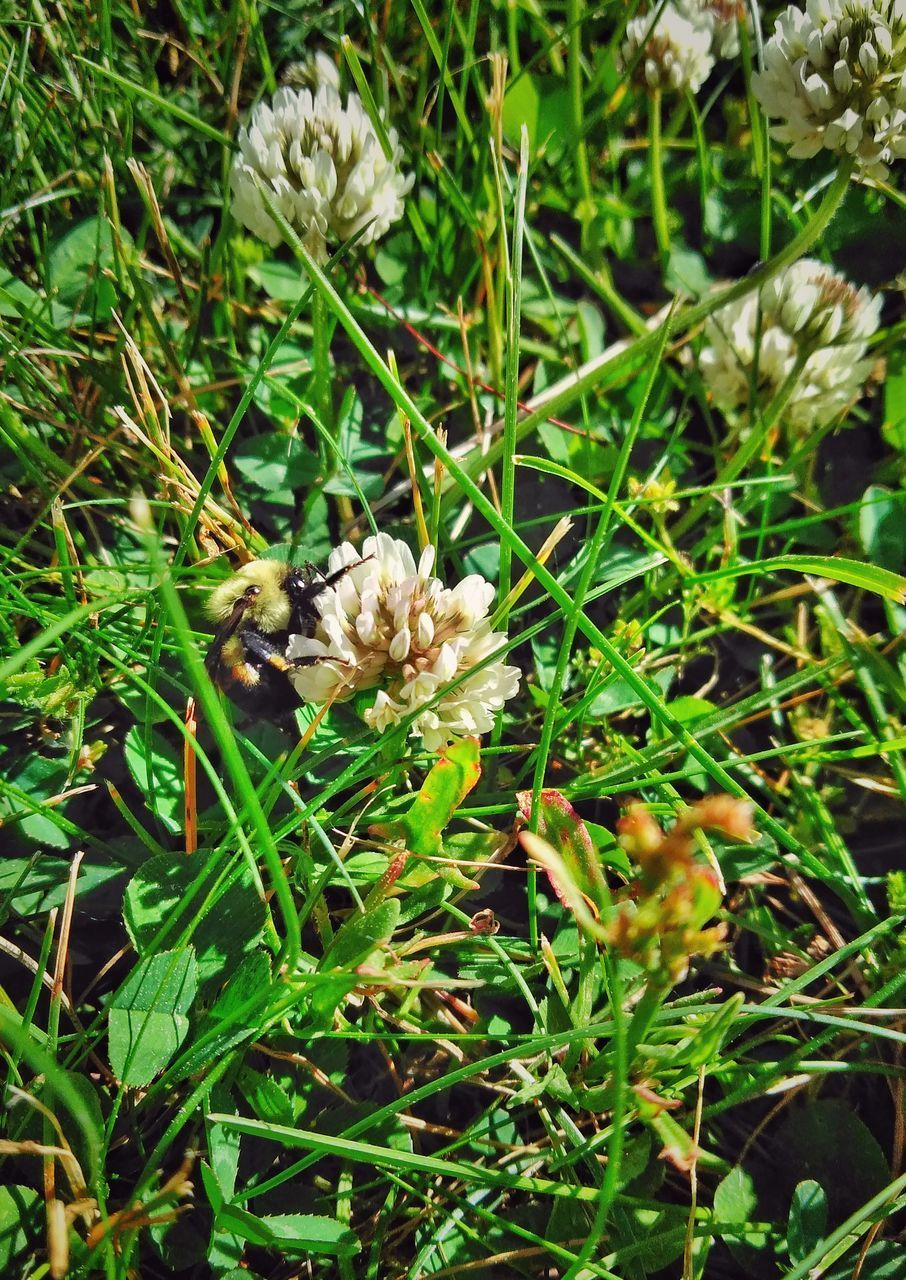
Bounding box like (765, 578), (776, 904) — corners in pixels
(370, 737), (481, 858)
(519, 830), (604, 940)
(647, 1110), (702, 1173)
(633, 1084), (682, 1114)
(517, 789), (608, 907)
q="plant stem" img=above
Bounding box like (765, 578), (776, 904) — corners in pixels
(312, 287), (333, 444)
(561, 951), (629, 1279)
(464, 161), (854, 476)
(526, 309), (676, 949)
(312, 285), (355, 522)
(568, 0), (594, 254)
(650, 88), (670, 266)
(677, 351), (810, 542)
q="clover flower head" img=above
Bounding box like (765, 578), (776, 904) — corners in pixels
(286, 533), (522, 751)
(229, 73), (413, 261)
(677, 0), (748, 58)
(699, 257), (882, 433)
(282, 50), (341, 92)
(622, 4), (716, 93)
(752, 0), (906, 180)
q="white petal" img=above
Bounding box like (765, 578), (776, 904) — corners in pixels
(389, 627), (411, 662)
(417, 612), (435, 648)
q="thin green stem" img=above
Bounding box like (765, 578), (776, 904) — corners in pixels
(454, 161), (853, 489)
(568, 0), (594, 253)
(677, 350), (810, 542)
(649, 89), (670, 265)
(138, 514), (301, 977)
(527, 308), (675, 949)
(497, 127), (529, 618)
(280, 232), (844, 883)
(312, 287), (333, 447)
(560, 956), (629, 1279)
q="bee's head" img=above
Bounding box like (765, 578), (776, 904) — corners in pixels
(207, 560), (295, 633)
(285, 564), (335, 632)
(284, 567), (315, 607)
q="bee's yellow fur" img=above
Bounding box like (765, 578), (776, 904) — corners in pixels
(206, 560), (293, 633)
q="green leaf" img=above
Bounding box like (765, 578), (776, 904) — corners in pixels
(858, 486), (906, 574)
(232, 433), (320, 494)
(713, 829), (779, 881)
(323, 898), (401, 971)
(108, 948), (197, 1086)
(0, 1186), (40, 1272)
(788, 1180), (827, 1264)
(205, 1083), (242, 1203)
(214, 1206), (360, 1258)
(0, 755), (73, 850)
(713, 1164), (771, 1266)
(47, 216), (132, 319)
(370, 737), (482, 860)
(665, 245), (712, 295)
(374, 234), (409, 286)
(826, 1242), (906, 1279)
(502, 73), (570, 156)
(236, 1064), (296, 1127)
(714, 1165), (757, 1227)
(530, 629), (562, 693)
(173, 953), (271, 1080)
(516, 789), (609, 912)
(0, 269), (71, 328)
(589, 665), (674, 717)
(668, 993), (745, 1069)
(311, 898), (401, 1019)
(123, 852), (266, 986)
(621, 1204), (689, 1272)
(694, 555), (906, 603)
(123, 727), (183, 834)
(776, 1100), (889, 1220)
(0, 854), (123, 917)
(322, 390), (386, 498)
(882, 349), (906, 452)
(662, 695), (718, 726)
(248, 260), (306, 302)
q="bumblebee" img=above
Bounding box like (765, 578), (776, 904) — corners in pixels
(205, 559), (352, 722)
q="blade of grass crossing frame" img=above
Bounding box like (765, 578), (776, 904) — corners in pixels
(257, 180), (854, 887)
(526, 303), (677, 947)
(134, 506), (301, 973)
(497, 127), (529, 619)
(340, 37), (431, 254)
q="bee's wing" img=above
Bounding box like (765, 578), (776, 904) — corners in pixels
(205, 594), (255, 680)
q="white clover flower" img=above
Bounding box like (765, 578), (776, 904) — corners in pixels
(677, 0), (747, 58)
(622, 4), (716, 92)
(752, 0), (906, 180)
(286, 533), (521, 751)
(282, 50), (341, 92)
(229, 72), (413, 261)
(699, 257), (882, 433)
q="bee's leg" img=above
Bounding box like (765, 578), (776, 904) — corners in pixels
(309, 554), (374, 593)
(322, 554), (373, 588)
(238, 629), (297, 672)
(238, 631), (352, 675)
(285, 654), (354, 670)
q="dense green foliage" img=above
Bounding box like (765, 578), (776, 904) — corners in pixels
(1, 1), (905, 1277)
